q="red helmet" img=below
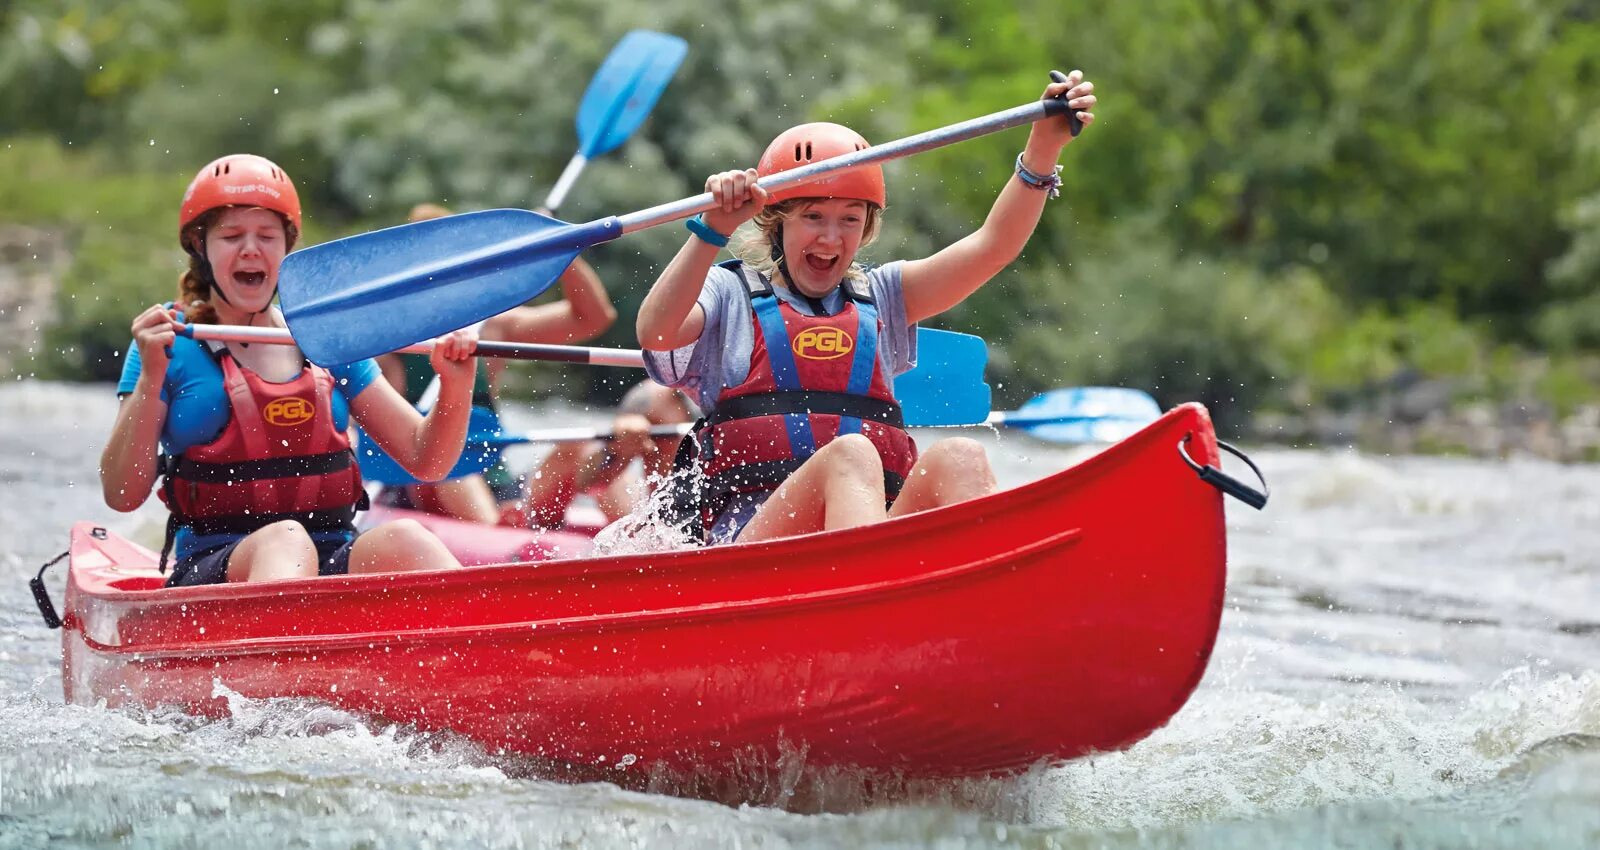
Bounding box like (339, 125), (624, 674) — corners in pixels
(756, 123), (885, 207)
(179, 154), (302, 238)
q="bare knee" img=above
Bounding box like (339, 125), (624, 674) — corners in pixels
(922, 437), (990, 474)
(231, 521), (316, 582)
(819, 434), (883, 474)
(350, 518), (461, 573)
(243, 520), (316, 553)
(368, 517), (430, 546)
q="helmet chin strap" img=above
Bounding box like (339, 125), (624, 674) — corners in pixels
(191, 245), (275, 345)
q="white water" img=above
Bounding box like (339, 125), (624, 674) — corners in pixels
(1, 381), (1596, 848)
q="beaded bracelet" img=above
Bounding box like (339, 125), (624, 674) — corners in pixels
(1014, 153), (1063, 199)
(685, 214), (731, 248)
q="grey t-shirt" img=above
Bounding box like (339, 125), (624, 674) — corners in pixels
(643, 261), (918, 413)
(642, 261), (918, 542)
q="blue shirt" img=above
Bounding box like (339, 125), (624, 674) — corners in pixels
(643, 262), (917, 542)
(117, 334), (381, 560)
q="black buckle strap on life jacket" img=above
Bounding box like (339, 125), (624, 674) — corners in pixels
(840, 275), (874, 305)
(707, 391), (905, 429)
(179, 507), (362, 538)
(705, 459), (906, 501)
(154, 480), (368, 573)
(165, 448), (355, 485)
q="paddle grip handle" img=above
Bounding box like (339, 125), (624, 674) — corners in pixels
(472, 340), (645, 368)
(1047, 70), (1084, 137)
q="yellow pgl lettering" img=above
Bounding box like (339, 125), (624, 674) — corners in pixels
(792, 327), (853, 361)
(263, 398), (315, 427)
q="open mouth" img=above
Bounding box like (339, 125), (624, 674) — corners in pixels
(232, 271), (268, 287)
(803, 253), (839, 275)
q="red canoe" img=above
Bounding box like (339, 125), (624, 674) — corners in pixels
(56, 403), (1235, 786)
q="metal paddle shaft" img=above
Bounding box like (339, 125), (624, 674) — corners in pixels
(280, 85), (1084, 366)
(615, 95), (1079, 235)
(181, 324), (645, 368)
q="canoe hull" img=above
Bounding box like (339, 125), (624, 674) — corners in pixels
(61, 403), (1229, 783)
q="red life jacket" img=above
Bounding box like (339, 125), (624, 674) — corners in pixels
(157, 347), (366, 568)
(690, 262), (917, 529)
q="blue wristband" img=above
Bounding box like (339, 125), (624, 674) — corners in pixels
(1014, 153), (1063, 199)
(685, 214), (731, 248)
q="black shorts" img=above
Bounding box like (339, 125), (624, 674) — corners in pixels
(166, 534), (357, 588)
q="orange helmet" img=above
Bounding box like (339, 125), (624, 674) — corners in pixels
(179, 154), (302, 238)
(756, 123), (885, 207)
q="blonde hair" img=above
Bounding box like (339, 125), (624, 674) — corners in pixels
(176, 207), (299, 324)
(729, 199), (883, 284)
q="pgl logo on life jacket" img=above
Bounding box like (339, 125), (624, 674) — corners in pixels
(263, 398), (315, 427)
(792, 327), (854, 360)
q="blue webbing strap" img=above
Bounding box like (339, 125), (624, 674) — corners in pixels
(751, 294), (817, 458)
(837, 300), (879, 437)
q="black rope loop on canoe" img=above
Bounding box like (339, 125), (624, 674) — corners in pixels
(31, 549), (68, 630)
(1178, 435), (1269, 510)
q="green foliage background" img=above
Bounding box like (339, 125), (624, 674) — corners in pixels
(3, 0), (1598, 423)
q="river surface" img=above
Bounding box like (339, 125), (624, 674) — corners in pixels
(0, 380), (1595, 848)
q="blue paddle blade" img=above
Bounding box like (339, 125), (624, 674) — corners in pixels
(897, 328), (992, 426)
(280, 209), (619, 366)
(577, 31), (689, 157)
(356, 406), (511, 486)
(1009, 387), (1162, 443)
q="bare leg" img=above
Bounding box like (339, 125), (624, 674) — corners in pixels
(227, 520), (320, 583)
(737, 434), (888, 543)
(408, 477), (499, 525)
(347, 518), (463, 574)
(888, 437), (997, 518)
(519, 444), (586, 528)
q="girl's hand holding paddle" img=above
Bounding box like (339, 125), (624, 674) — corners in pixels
(1024, 70), (1096, 173)
(131, 304), (183, 381)
(429, 326), (480, 396)
(702, 168), (770, 236)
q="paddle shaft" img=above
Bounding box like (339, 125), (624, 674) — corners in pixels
(492, 410), (1143, 446)
(615, 96), (1077, 235)
(543, 154), (588, 212)
(182, 324), (646, 368)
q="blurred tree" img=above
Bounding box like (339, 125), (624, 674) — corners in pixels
(2, 0), (1597, 412)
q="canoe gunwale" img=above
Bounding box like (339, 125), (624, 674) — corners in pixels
(79, 528), (1083, 659)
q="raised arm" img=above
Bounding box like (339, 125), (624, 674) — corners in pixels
(900, 71), (1096, 325)
(484, 256), (617, 346)
(100, 305), (179, 511)
(637, 169), (769, 350)
(349, 328), (478, 481)
(483, 255), (618, 385)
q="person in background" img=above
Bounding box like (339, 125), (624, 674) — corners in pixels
(509, 379), (698, 529)
(376, 202), (618, 525)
